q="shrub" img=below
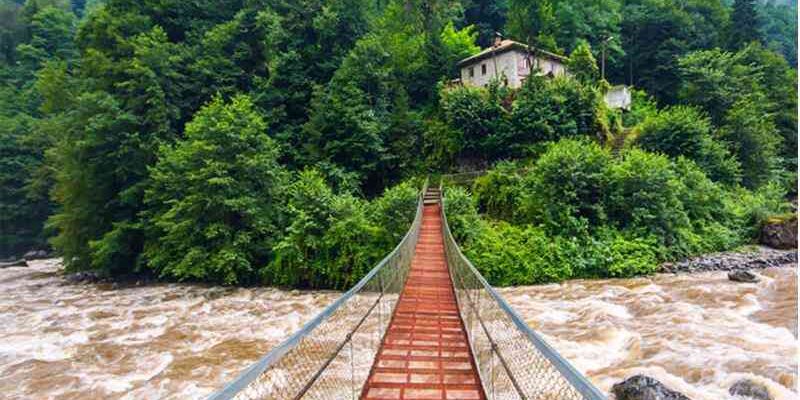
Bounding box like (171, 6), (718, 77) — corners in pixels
(518, 139), (611, 235)
(635, 106), (741, 185)
(510, 75), (604, 146)
(606, 149), (690, 254)
(368, 179), (420, 248)
(581, 228), (661, 278)
(266, 169), (380, 289)
(443, 186), (482, 245)
(464, 222), (578, 286)
(472, 160), (524, 221)
(720, 97), (782, 189)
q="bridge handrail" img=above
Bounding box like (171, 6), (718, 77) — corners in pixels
(440, 189), (607, 400)
(208, 180), (428, 400)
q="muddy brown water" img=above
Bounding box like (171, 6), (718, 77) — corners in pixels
(0, 259), (796, 399)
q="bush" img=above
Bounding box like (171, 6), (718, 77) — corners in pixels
(518, 139), (611, 235)
(368, 179), (420, 248)
(510, 75), (605, 146)
(443, 186), (482, 245)
(605, 149), (691, 254)
(266, 169), (381, 289)
(720, 97), (782, 189)
(472, 160), (524, 222)
(581, 228), (661, 278)
(464, 222), (578, 286)
(635, 106), (741, 185)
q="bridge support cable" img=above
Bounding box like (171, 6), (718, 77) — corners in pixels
(207, 182), (428, 400)
(440, 186), (607, 400)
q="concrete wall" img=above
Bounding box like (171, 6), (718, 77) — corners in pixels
(604, 85), (632, 110)
(460, 50), (521, 88)
(461, 50), (567, 89)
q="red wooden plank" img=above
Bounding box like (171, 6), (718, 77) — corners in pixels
(361, 202), (485, 400)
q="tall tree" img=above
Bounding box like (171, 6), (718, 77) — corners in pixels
(728, 0), (762, 49)
(144, 95), (287, 284)
(506, 0), (559, 51)
(567, 39), (599, 84)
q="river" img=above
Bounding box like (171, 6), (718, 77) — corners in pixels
(0, 259), (796, 399)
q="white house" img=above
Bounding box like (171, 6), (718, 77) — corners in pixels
(457, 39), (568, 89)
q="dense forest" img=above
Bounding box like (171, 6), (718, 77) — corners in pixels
(0, 0), (796, 287)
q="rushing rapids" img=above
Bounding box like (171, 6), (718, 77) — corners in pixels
(0, 259), (796, 399)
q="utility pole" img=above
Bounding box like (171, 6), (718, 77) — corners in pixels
(601, 36), (614, 81)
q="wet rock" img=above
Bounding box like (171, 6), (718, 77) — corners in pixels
(0, 259), (28, 268)
(65, 271), (102, 283)
(729, 379), (772, 400)
(760, 215), (797, 250)
(612, 375), (691, 400)
(728, 270), (759, 283)
(23, 249), (50, 261)
(659, 246), (797, 274)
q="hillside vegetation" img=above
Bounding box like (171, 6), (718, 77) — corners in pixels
(0, 0), (796, 287)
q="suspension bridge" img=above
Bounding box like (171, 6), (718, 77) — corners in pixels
(209, 183), (606, 400)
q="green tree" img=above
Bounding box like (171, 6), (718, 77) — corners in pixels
(606, 149), (690, 252)
(506, 0), (558, 51)
(144, 95), (287, 284)
(728, 0), (761, 50)
(518, 139), (611, 235)
(635, 105), (740, 185)
(567, 39), (599, 84)
(719, 97), (781, 189)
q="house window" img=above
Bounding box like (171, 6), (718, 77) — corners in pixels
(481, 64), (487, 75)
(469, 67), (474, 77)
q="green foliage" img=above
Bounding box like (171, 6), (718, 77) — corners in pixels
(266, 169), (418, 289)
(443, 186), (482, 245)
(464, 222), (577, 285)
(635, 105), (740, 185)
(567, 39), (599, 84)
(728, 0), (761, 50)
(757, 1), (797, 66)
(472, 160), (524, 221)
(143, 95), (287, 284)
(620, 0), (728, 102)
(518, 139), (611, 235)
(606, 149), (690, 251)
(448, 137), (791, 286)
(510, 75), (606, 146)
(506, 0), (558, 51)
(719, 98), (781, 189)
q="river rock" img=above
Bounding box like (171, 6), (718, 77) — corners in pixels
(760, 215), (797, 250)
(728, 270), (759, 283)
(612, 375), (691, 400)
(729, 379), (772, 400)
(23, 249), (50, 261)
(65, 271), (102, 283)
(659, 247), (797, 274)
(0, 259), (28, 268)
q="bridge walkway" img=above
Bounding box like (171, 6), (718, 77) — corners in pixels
(360, 194), (484, 400)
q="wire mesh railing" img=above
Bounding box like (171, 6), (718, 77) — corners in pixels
(440, 191), (607, 400)
(208, 182), (427, 400)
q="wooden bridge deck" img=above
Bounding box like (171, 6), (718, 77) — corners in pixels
(361, 200), (485, 400)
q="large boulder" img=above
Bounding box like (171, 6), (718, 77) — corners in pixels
(0, 259), (28, 268)
(728, 270), (759, 283)
(760, 215), (797, 250)
(729, 379), (772, 400)
(612, 375), (691, 400)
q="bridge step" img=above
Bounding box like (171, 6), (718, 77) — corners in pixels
(361, 203), (485, 400)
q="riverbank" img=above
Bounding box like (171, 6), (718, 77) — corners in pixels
(660, 246), (797, 274)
